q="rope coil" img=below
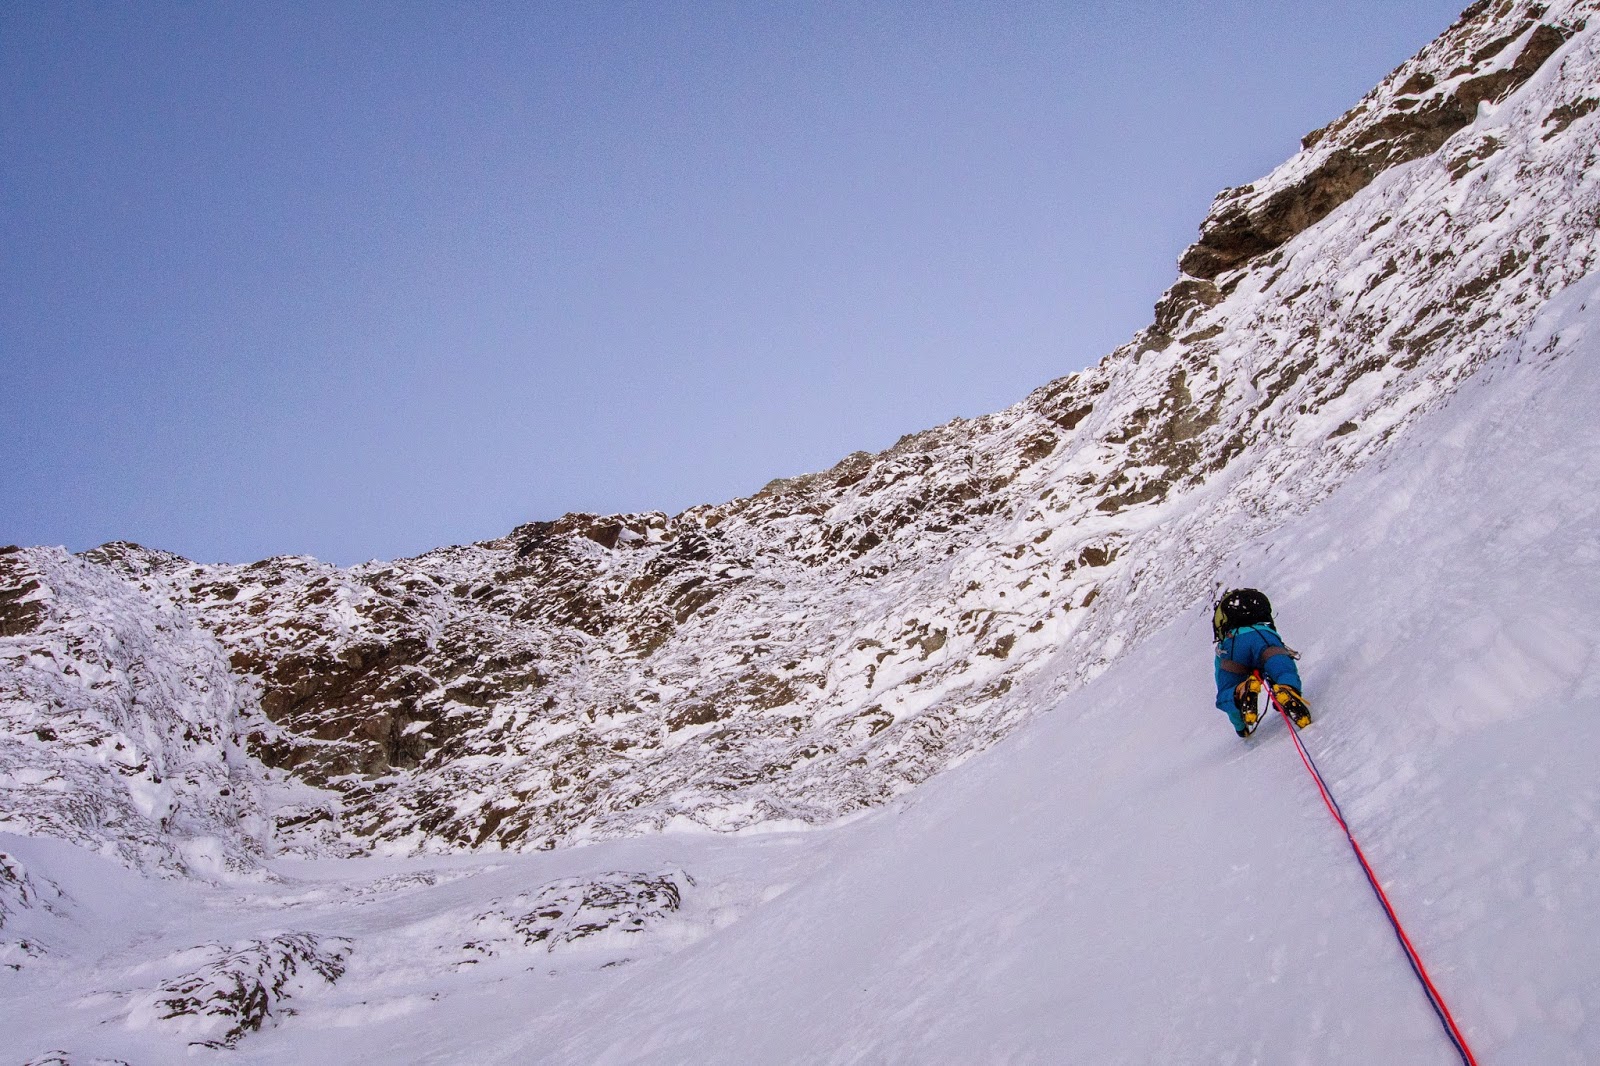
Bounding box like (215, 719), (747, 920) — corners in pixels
(1264, 681), (1479, 1066)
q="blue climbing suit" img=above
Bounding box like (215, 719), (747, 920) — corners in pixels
(1214, 623), (1302, 732)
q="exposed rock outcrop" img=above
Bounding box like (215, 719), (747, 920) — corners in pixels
(122, 932), (352, 1049)
(1176, 1), (1587, 284)
(462, 871), (689, 957)
(0, 547), (275, 874)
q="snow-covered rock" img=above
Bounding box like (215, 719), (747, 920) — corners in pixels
(462, 870), (688, 958)
(0, 847), (66, 971)
(1176, 0), (1589, 281)
(30, 0), (1589, 860)
(119, 931), (352, 1049)
(0, 546), (276, 876)
(8, 0), (1600, 869)
(5, 3), (1600, 1061)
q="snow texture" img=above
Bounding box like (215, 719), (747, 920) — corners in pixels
(3, 1), (1600, 1061)
(0, 547), (275, 876)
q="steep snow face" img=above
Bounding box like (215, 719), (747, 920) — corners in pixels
(0, 547), (274, 876)
(5, 1), (1599, 865)
(4, 4), (1600, 1062)
(5, 269), (1599, 1065)
(525, 271), (1600, 1065)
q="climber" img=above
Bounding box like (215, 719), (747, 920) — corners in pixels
(1212, 587), (1312, 738)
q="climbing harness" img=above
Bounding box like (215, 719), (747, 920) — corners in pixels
(1263, 680), (1480, 1066)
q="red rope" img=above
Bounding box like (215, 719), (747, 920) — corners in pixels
(1264, 681), (1480, 1066)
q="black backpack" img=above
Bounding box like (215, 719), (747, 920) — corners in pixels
(1213, 587), (1274, 641)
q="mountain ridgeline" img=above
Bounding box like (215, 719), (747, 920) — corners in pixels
(3, 0), (1597, 872)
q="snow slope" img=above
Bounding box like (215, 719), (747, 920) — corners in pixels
(4, 2), (1600, 1061)
(5, 237), (1598, 1066)
(526, 261), (1600, 1066)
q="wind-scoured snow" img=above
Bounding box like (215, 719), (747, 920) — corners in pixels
(3, 1), (1600, 1061)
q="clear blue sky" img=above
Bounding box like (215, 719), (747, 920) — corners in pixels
(2, 1), (1467, 565)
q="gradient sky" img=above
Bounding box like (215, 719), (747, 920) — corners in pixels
(3, 1), (1468, 565)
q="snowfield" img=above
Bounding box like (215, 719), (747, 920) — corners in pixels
(5, 1), (1600, 1062)
(5, 270), (1599, 1065)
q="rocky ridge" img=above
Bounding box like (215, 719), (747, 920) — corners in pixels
(3, 0), (1598, 866)
(1175, 0), (1585, 282)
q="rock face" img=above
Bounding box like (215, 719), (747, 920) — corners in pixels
(1175, 0), (1586, 282)
(0, 546), (276, 875)
(4, 0), (1600, 867)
